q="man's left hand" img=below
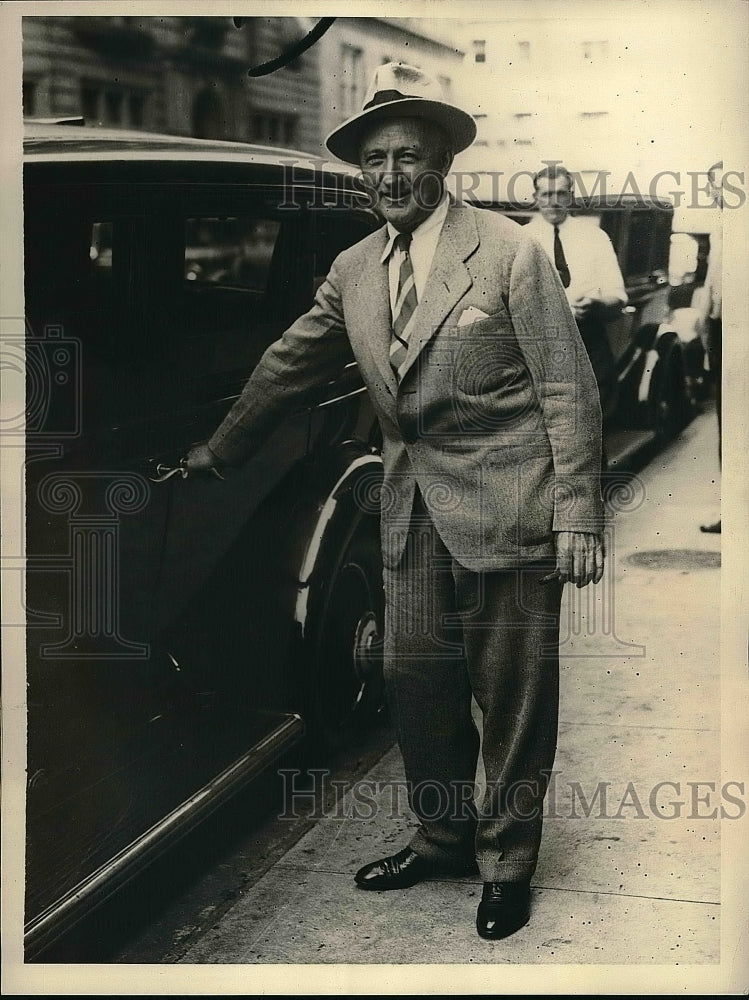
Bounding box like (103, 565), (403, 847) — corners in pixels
(550, 531), (605, 587)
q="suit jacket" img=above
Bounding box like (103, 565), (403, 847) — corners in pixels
(208, 201), (604, 571)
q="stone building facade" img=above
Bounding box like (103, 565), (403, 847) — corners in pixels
(21, 15), (322, 152)
(21, 15), (463, 156)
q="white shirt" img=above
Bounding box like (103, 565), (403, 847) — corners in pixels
(380, 194), (450, 312)
(527, 214), (627, 307)
(704, 221), (722, 320)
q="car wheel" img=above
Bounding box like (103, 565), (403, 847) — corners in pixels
(650, 336), (687, 445)
(305, 509), (385, 750)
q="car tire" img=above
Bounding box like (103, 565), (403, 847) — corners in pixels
(650, 333), (688, 445)
(304, 503), (385, 751)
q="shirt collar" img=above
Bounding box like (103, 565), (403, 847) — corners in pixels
(532, 213), (572, 230)
(380, 193), (450, 264)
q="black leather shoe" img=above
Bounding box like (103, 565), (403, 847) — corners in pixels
(355, 846), (475, 890)
(476, 880), (531, 940)
(354, 847), (433, 889)
(700, 519), (721, 533)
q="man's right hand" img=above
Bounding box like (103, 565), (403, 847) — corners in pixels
(183, 442), (225, 478)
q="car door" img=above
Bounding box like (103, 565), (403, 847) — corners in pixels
(23, 171), (188, 929)
(138, 184), (325, 703)
(23, 166), (319, 956)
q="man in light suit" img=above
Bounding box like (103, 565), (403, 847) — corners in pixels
(186, 63), (605, 940)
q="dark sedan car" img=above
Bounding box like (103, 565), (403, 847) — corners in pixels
(22, 122), (385, 958)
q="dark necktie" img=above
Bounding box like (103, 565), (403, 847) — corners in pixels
(389, 232), (418, 379)
(553, 224), (571, 289)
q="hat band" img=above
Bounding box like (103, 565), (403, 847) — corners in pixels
(362, 89), (424, 110)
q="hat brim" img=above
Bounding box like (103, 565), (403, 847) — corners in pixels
(325, 98), (477, 165)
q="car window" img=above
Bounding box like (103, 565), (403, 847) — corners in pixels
(184, 216), (281, 292)
(625, 210), (653, 278)
(312, 210), (379, 292)
(175, 208), (310, 386)
(23, 202), (150, 434)
(90, 221), (113, 272)
(24, 179), (375, 427)
(25, 209), (114, 314)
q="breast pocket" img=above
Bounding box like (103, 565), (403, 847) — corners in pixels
(451, 310), (527, 397)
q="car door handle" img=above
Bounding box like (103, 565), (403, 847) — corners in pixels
(148, 460), (225, 483)
(148, 462), (188, 482)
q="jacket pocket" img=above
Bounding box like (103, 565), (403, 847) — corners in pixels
(450, 313), (526, 397)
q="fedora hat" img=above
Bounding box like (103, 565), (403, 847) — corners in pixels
(325, 62), (477, 165)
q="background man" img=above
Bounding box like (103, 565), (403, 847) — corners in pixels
(186, 64), (604, 941)
(529, 164), (627, 427)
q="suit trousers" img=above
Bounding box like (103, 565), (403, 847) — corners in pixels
(383, 488), (563, 882)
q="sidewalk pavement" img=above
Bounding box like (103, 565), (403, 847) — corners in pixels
(180, 412), (722, 966)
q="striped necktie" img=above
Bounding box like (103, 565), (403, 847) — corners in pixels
(389, 232), (418, 379)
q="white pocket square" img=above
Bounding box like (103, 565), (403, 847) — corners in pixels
(458, 306), (490, 326)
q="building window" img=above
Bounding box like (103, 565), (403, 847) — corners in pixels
(339, 44), (365, 118)
(104, 90), (123, 125)
(22, 78), (38, 117)
(582, 40), (609, 61)
(252, 112), (298, 148)
(438, 75), (452, 99)
(473, 119), (489, 145)
(277, 17), (306, 71)
(513, 112), (535, 147)
(81, 85), (99, 123)
(128, 94), (144, 129)
(472, 39), (486, 64)
(192, 87), (227, 140)
(517, 40), (531, 60)
(283, 117), (297, 146)
(80, 81), (148, 128)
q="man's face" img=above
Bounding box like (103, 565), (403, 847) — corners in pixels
(358, 118), (452, 233)
(534, 175), (574, 225)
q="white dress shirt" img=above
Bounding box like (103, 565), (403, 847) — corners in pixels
(527, 214), (627, 307)
(380, 194), (450, 312)
(704, 222), (722, 320)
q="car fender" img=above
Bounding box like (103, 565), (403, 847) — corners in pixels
(292, 444), (383, 633)
(637, 326), (683, 404)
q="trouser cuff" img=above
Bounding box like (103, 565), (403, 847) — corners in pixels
(476, 858), (537, 882)
(408, 829), (476, 869)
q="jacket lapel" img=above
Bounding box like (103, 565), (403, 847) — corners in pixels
(399, 204), (479, 383)
(358, 228), (400, 398)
